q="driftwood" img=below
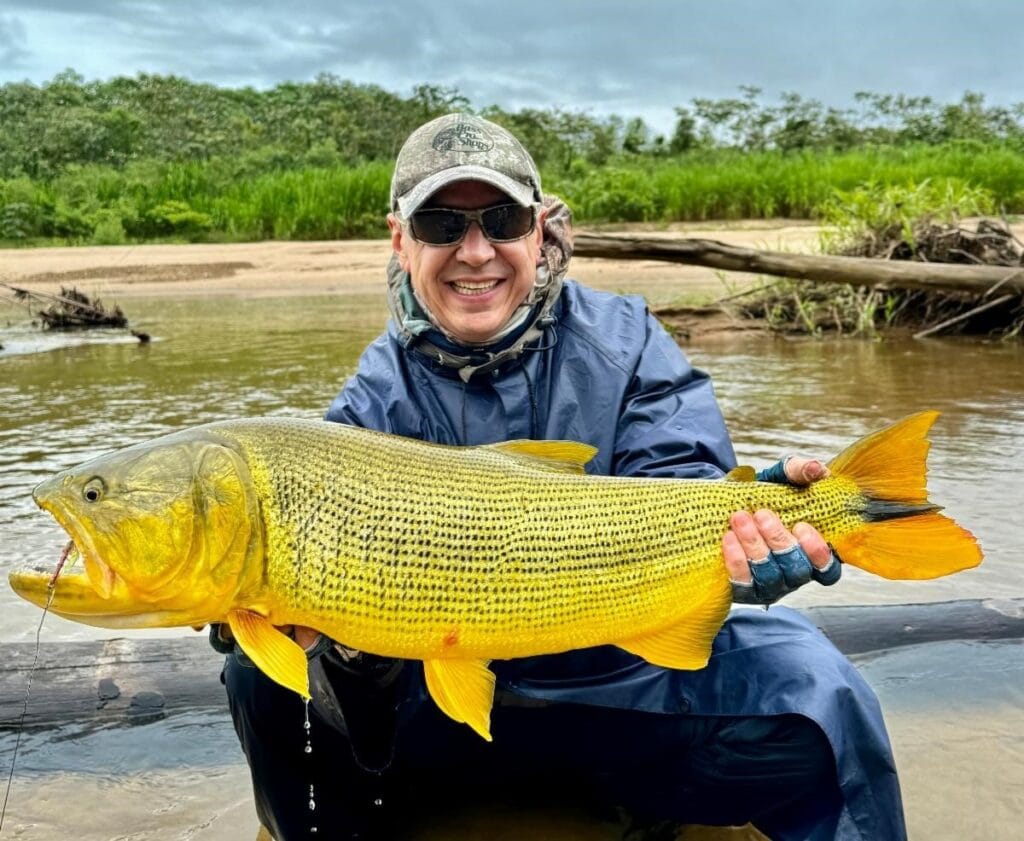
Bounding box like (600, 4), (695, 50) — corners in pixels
(0, 282), (127, 329)
(572, 233), (1024, 296)
(1, 598), (1021, 731)
(912, 293), (1017, 339)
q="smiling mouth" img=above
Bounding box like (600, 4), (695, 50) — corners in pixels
(450, 279), (501, 295)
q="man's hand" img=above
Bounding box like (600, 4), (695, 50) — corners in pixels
(723, 457), (842, 604)
(288, 625), (322, 650)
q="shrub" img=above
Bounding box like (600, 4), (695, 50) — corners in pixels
(90, 208), (127, 245)
(143, 200), (214, 239)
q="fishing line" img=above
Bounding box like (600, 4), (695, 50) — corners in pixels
(0, 543), (67, 832)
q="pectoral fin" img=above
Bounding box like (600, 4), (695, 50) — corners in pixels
(423, 658), (496, 741)
(228, 609), (310, 699)
(617, 579), (731, 670)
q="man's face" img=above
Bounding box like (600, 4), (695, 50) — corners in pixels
(388, 181), (546, 346)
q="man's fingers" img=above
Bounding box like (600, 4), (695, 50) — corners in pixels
(753, 510), (799, 552)
(724, 511), (840, 600)
(792, 522), (834, 569)
(729, 510), (771, 562)
(292, 625), (321, 650)
(722, 530), (752, 582)
(784, 457), (830, 486)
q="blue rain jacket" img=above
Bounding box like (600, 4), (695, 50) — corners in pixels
(326, 280), (906, 840)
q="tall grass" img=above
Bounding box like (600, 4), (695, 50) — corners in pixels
(205, 164), (392, 239)
(550, 143), (1024, 223)
(2, 143), (1022, 245)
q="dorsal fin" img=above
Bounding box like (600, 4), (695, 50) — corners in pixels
(487, 440), (597, 474)
(725, 466), (757, 482)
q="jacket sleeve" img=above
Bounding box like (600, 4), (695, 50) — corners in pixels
(612, 313), (736, 479)
(324, 336), (400, 431)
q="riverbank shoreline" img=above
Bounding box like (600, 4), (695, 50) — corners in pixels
(0, 221), (822, 308)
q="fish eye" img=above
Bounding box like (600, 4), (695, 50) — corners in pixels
(83, 477), (106, 503)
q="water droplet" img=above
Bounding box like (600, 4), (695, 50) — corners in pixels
(310, 828), (318, 834)
(303, 702), (317, 825)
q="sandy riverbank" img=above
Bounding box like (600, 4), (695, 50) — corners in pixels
(0, 221), (822, 308)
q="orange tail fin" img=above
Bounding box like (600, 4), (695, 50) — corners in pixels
(827, 411), (983, 580)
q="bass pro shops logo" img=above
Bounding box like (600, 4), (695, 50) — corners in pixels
(432, 123), (494, 153)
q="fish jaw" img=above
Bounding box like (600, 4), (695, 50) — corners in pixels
(8, 566), (220, 628)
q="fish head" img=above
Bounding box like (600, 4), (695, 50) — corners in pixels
(15, 429), (261, 627)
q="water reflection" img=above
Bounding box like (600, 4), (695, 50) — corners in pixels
(1, 294), (1022, 642)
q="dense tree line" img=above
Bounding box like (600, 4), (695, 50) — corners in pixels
(4, 71), (1023, 178)
(1, 71), (1022, 243)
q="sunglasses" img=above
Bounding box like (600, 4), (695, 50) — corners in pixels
(407, 203), (537, 246)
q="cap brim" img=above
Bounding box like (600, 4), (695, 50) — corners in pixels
(395, 165), (536, 216)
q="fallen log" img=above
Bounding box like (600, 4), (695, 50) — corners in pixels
(1, 598), (1021, 731)
(572, 233), (1024, 296)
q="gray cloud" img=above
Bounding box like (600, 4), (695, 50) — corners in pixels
(1, 1), (1021, 133)
(0, 14), (30, 70)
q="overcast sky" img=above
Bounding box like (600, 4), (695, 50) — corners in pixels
(1, 0), (1020, 134)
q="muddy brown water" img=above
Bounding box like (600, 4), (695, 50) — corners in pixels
(1, 282), (1022, 839)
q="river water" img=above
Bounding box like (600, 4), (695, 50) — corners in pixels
(1, 286), (1022, 839)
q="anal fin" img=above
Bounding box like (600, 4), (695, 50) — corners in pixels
(617, 578), (731, 670)
(423, 658), (496, 741)
(228, 609), (310, 699)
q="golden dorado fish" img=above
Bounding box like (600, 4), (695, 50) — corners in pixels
(10, 411), (982, 740)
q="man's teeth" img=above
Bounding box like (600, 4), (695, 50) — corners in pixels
(451, 280), (499, 295)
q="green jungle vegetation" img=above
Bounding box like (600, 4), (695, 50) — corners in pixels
(2, 72), (1023, 245)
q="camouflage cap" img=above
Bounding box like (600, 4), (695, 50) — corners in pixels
(390, 113), (542, 217)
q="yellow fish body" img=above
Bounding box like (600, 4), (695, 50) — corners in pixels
(10, 411), (982, 740)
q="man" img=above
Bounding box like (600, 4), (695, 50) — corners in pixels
(221, 114), (905, 840)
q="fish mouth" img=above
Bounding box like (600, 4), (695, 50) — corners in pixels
(33, 486), (122, 600)
(8, 563), (194, 627)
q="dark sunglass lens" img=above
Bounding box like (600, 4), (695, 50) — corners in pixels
(410, 210), (469, 245)
(481, 204), (534, 241)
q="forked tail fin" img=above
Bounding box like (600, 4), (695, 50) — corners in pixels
(827, 411), (983, 579)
